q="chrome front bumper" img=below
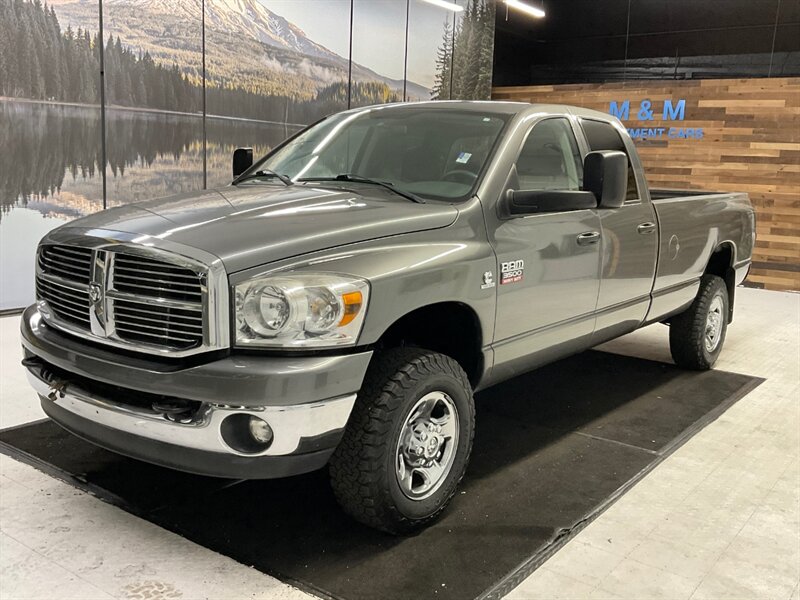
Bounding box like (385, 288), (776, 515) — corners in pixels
(26, 368), (356, 458)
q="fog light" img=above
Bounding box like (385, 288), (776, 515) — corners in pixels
(220, 413), (274, 454)
(248, 416), (273, 445)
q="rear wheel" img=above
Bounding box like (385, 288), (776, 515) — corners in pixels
(669, 274), (729, 370)
(329, 347), (474, 534)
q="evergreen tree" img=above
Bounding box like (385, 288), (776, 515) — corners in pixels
(30, 43), (44, 98)
(0, 2), (10, 95)
(431, 19), (453, 100)
(475, 2), (495, 99)
(16, 18), (34, 96)
(104, 34), (116, 104)
(450, 3), (472, 99)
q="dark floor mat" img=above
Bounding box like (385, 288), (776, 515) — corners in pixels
(0, 350), (761, 600)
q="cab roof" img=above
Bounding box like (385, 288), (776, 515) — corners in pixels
(342, 100), (616, 123)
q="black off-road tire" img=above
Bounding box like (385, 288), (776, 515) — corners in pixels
(329, 347), (475, 534)
(669, 274), (729, 370)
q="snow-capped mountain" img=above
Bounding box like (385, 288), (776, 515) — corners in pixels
(208, 0), (339, 61)
(100, 0), (340, 62)
(49, 0), (430, 100)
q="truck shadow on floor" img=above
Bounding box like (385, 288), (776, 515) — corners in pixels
(0, 349), (760, 600)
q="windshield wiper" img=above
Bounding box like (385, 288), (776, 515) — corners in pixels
(300, 174), (425, 204)
(235, 169), (294, 186)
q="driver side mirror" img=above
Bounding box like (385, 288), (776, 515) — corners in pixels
(233, 147), (254, 178)
(582, 150), (628, 209)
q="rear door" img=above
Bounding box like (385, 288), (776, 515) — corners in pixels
(486, 117), (602, 381)
(578, 118), (658, 342)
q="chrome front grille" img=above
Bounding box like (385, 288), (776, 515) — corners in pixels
(36, 273), (92, 328)
(37, 245), (93, 327)
(39, 245), (93, 283)
(109, 253), (205, 349)
(35, 241), (221, 356)
(113, 254), (204, 303)
(112, 298), (204, 347)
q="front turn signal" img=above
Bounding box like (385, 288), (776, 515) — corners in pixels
(339, 291), (363, 327)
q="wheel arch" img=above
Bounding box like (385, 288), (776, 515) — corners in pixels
(373, 301), (485, 388)
(704, 241), (737, 323)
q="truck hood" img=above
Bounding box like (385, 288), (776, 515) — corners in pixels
(67, 184), (459, 273)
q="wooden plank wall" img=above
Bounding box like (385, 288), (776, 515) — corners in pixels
(492, 78), (800, 291)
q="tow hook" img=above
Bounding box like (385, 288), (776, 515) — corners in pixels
(20, 356), (69, 401)
(152, 400), (198, 424)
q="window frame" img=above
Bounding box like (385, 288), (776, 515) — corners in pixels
(509, 116), (586, 195)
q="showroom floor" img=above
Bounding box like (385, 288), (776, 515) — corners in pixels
(1, 287), (798, 600)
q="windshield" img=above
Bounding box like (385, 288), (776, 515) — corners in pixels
(244, 107), (509, 201)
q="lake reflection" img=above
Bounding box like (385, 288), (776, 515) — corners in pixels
(0, 100), (298, 309)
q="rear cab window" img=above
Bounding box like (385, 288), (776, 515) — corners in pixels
(579, 119), (641, 203)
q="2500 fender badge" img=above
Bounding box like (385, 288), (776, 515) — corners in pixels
(500, 260), (524, 285)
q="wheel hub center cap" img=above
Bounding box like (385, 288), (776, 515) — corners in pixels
(405, 424), (443, 460)
(395, 391), (460, 500)
(704, 295), (725, 352)
(425, 435), (441, 457)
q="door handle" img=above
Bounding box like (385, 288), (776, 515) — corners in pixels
(576, 231), (601, 246)
(638, 222), (657, 235)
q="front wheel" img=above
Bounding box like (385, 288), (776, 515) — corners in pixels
(669, 274), (729, 370)
(329, 347), (475, 534)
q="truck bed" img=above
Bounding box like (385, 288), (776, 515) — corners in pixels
(647, 189), (754, 324)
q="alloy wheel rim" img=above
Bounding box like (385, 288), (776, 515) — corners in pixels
(705, 295), (724, 353)
(395, 391), (459, 500)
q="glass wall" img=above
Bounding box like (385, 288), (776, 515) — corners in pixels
(351, 0), (407, 108)
(408, 0), (456, 101)
(408, 0), (496, 101)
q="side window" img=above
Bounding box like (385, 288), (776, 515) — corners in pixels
(512, 118), (583, 192)
(580, 119), (640, 202)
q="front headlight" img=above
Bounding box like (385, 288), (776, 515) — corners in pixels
(234, 273), (369, 348)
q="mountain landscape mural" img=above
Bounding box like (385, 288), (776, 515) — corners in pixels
(42, 0), (430, 120)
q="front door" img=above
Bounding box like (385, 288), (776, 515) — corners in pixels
(487, 117), (602, 381)
(578, 118), (658, 341)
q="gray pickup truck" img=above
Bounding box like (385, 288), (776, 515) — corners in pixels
(21, 102), (755, 533)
